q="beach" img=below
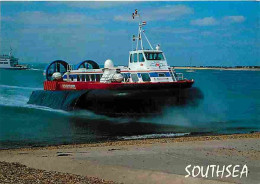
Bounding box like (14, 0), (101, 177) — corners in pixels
(0, 133), (259, 184)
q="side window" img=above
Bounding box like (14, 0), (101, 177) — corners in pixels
(95, 74), (101, 82)
(158, 73), (166, 77)
(81, 74), (85, 81)
(77, 75), (80, 81)
(130, 54), (133, 63)
(86, 75), (90, 81)
(131, 74), (139, 82)
(141, 73), (151, 82)
(123, 73), (130, 82)
(139, 53), (145, 62)
(90, 74), (95, 81)
(133, 53), (138, 63)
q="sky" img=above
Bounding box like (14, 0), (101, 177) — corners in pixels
(0, 1), (259, 66)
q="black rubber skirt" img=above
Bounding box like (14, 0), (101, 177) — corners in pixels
(28, 88), (203, 117)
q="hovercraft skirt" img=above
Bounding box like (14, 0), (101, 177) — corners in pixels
(28, 88), (203, 117)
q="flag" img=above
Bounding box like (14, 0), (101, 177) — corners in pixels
(132, 9), (138, 19)
(132, 35), (136, 41)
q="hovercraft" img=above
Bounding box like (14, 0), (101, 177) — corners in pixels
(28, 10), (199, 117)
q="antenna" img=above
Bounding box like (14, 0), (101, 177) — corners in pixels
(132, 9), (153, 51)
(9, 46), (13, 57)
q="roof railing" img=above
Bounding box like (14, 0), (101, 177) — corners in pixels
(67, 64), (74, 71)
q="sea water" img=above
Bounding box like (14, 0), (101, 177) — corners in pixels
(0, 64), (259, 149)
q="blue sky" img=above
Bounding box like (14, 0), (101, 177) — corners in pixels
(0, 1), (259, 66)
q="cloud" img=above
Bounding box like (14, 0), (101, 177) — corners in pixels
(191, 15), (246, 26)
(16, 11), (104, 25)
(152, 27), (197, 34)
(201, 31), (215, 36)
(113, 15), (132, 22)
(47, 2), (131, 9)
(0, 16), (15, 22)
(190, 17), (218, 26)
(114, 5), (193, 22)
(152, 5), (194, 18)
(223, 16), (246, 23)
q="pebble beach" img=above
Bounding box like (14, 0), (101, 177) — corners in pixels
(0, 132), (259, 184)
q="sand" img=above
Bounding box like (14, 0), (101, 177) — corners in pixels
(0, 133), (259, 184)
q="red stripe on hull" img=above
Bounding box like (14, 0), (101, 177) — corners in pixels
(44, 81), (57, 90)
(44, 80), (194, 91)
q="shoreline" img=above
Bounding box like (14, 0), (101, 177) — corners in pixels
(1, 132), (259, 151)
(0, 132), (259, 184)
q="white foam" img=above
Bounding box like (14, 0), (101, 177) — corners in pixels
(118, 132), (190, 140)
(0, 85), (68, 115)
(25, 104), (69, 115)
(28, 68), (43, 71)
(0, 92), (28, 106)
(0, 84), (41, 90)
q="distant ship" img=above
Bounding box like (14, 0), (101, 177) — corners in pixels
(0, 48), (28, 70)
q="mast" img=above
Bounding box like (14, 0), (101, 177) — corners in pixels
(132, 9), (153, 51)
(9, 47), (13, 57)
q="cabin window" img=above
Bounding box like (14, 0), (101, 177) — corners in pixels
(144, 52), (164, 61)
(139, 53), (145, 62)
(81, 74), (85, 81)
(77, 75), (80, 81)
(141, 73), (151, 82)
(130, 54), (133, 63)
(84, 75), (89, 81)
(90, 74), (95, 81)
(158, 73), (166, 77)
(131, 74), (139, 82)
(174, 73), (178, 79)
(96, 74), (101, 82)
(0, 62), (9, 64)
(133, 53), (138, 63)
(122, 73), (130, 82)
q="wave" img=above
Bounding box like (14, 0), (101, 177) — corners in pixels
(117, 132), (190, 140)
(0, 84), (69, 115)
(25, 104), (70, 115)
(0, 95), (28, 107)
(0, 84), (42, 90)
(28, 68), (43, 71)
(0, 94), (69, 115)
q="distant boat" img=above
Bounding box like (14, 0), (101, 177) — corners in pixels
(0, 48), (28, 70)
(186, 57), (195, 72)
(186, 68), (195, 72)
